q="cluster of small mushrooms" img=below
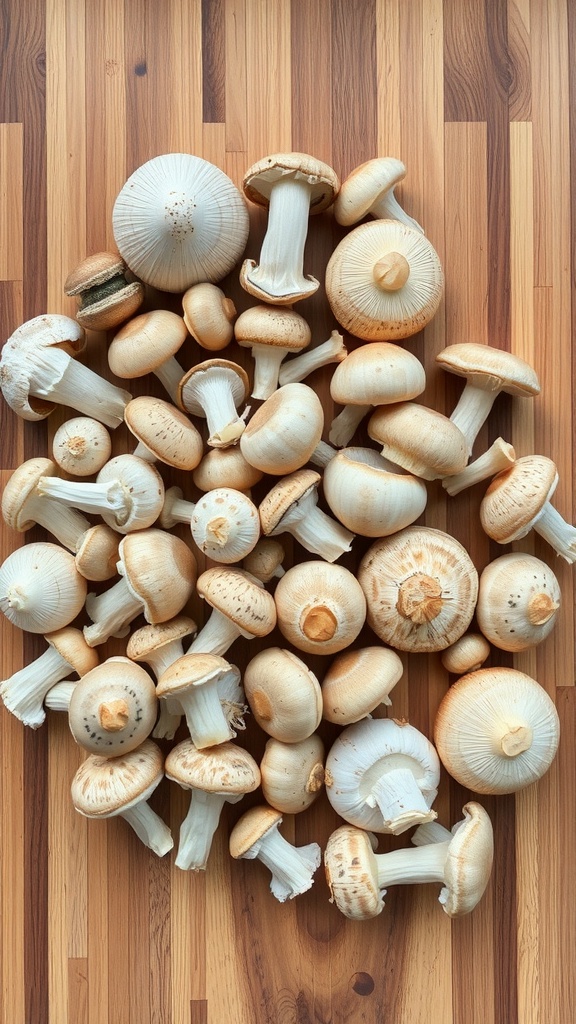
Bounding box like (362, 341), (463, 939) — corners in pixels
(0, 151), (566, 921)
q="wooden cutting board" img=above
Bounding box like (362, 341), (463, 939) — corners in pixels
(1, 1), (574, 1022)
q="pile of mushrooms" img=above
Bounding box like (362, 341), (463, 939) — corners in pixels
(0, 149), (566, 924)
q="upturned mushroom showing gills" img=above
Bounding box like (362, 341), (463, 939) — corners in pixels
(333, 156), (424, 231)
(322, 447), (428, 537)
(108, 310), (189, 405)
(68, 657), (157, 756)
(240, 151), (340, 305)
(325, 802), (493, 921)
(325, 219), (444, 342)
(239, 383), (324, 476)
(229, 803), (322, 901)
(64, 250), (145, 330)
(0, 313), (132, 427)
(112, 152), (250, 293)
(434, 667), (560, 794)
(321, 646), (404, 725)
(358, 526), (478, 653)
(274, 560), (366, 656)
(476, 552), (561, 653)
(324, 717), (440, 835)
(367, 402), (469, 481)
(243, 647), (323, 743)
(182, 282), (237, 351)
(156, 653), (247, 749)
(160, 486), (260, 564)
(0, 542), (87, 634)
(258, 469), (354, 563)
(178, 359), (250, 448)
(186, 566), (277, 657)
(2, 457), (92, 552)
(71, 739), (173, 857)
(234, 303), (312, 400)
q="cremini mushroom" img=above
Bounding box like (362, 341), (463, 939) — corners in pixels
(243, 647), (323, 742)
(442, 437), (516, 497)
(440, 633), (491, 676)
(112, 152), (250, 293)
(0, 542), (87, 634)
(274, 560), (366, 656)
(123, 395), (203, 471)
(0, 313), (131, 426)
(278, 330), (347, 387)
(324, 717), (440, 835)
(325, 220), (444, 341)
(322, 447), (428, 537)
(242, 537), (286, 582)
(240, 151), (339, 305)
(64, 250), (145, 330)
(434, 667), (560, 794)
(156, 653), (247, 749)
(476, 552), (561, 653)
(258, 469), (354, 563)
(178, 358), (250, 448)
(192, 446), (263, 494)
(165, 739), (260, 871)
(239, 382), (324, 476)
(333, 157), (423, 231)
(126, 616), (198, 740)
(357, 527), (478, 653)
(182, 282), (237, 351)
(186, 566), (277, 657)
(68, 657), (158, 756)
(160, 485), (260, 564)
(107, 310), (188, 404)
(260, 734), (325, 814)
(70, 738), (173, 857)
(234, 303), (312, 400)
(229, 803), (322, 901)
(321, 646), (404, 725)
(52, 417), (112, 477)
(367, 402), (469, 481)
(2, 457), (92, 552)
(480, 454), (576, 563)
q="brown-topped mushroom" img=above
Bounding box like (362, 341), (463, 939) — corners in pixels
(186, 566), (277, 657)
(229, 803), (321, 901)
(108, 309), (189, 404)
(321, 646), (404, 725)
(243, 647), (323, 743)
(235, 303), (312, 400)
(126, 616), (198, 740)
(64, 251), (144, 330)
(123, 396), (203, 471)
(258, 469), (354, 563)
(333, 156), (423, 230)
(182, 282), (237, 351)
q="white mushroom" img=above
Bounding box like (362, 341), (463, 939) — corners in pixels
(258, 469), (354, 563)
(52, 417), (112, 477)
(278, 330), (347, 387)
(229, 804), (321, 901)
(260, 734), (325, 814)
(177, 359), (250, 448)
(243, 648), (322, 743)
(160, 486), (260, 564)
(322, 447), (428, 537)
(239, 383), (324, 476)
(333, 157), (423, 230)
(0, 542), (87, 634)
(186, 567), (277, 657)
(476, 552), (561, 653)
(274, 560), (366, 656)
(156, 653), (247, 749)
(2, 457), (92, 552)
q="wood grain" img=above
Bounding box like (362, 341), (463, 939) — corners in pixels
(1, 1), (575, 1022)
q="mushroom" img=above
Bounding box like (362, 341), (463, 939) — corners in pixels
(325, 717), (440, 835)
(436, 343), (540, 457)
(177, 358), (250, 448)
(442, 437), (516, 497)
(234, 303), (312, 400)
(243, 647), (323, 742)
(107, 310), (188, 404)
(165, 739), (260, 871)
(192, 446), (263, 494)
(278, 330), (347, 387)
(112, 152), (250, 293)
(357, 526), (478, 653)
(322, 447), (428, 537)
(321, 646), (404, 725)
(274, 560), (366, 656)
(70, 739), (173, 857)
(156, 653), (247, 749)
(44, 680), (77, 713)
(440, 633), (491, 676)
(64, 251), (145, 330)
(182, 282), (237, 351)
(83, 529), (197, 647)
(126, 616), (198, 740)
(0, 542), (87, 634)
(325, 220), (444, 341)
(0, 313), (132, 427)
(123, 396), (204, 471)
(434, 667), (560, 794)
(479, 454), (576, 563)
(0, 626), (98, 729)
(186, 566), (277, 657)
(324, 802), (493, 920)
(367, 402), (469, 481)
(68, 657), (158, 756)
(52, 417), (112, 477)
(258, 469), (355, 563)
(229, 803), (322, 901)
(242, 538), (286, 582)
(160, 485), (260, 564)
(37, 453), (165, 534)
(476, 552), (561, 653)
(239, 383), (324, 476)
(240, 151), (340, 305)
(260, 734), (325, 814)
(333, 156), (424, 230)
(74, 524), (121, 582)
(328, 341), (426, 447)
(2, 457), (92, 552)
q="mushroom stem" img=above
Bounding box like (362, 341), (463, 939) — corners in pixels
(131, 439), (157, 463)
(84, 578), (144, 647)
(371, 189), (423, 232)
(32, 349), (131, 428)
(23, 492), (92, 552)
(38, 475), (129, 521)
(373, 840), (451, 888)
(245, 175), (318, 302)
(161, 489), (194, 529)
(120, 800), (174, 857)
(329, 404), (372, 447)
(45, 680), (77, 712)
(373, 252), (410, 291)
(533, 502), (576, 563)
(245, 825), (321, 901)
(276, 491), (354, 563)
(309, 440), (337, 469)
(190, 375), (247, 448)
(174, 789), (230, 870)
(448, 385), (498, 456)
(443, 438), (515, 496)
(178, 683), (234, 749)
(186, 608), (243, 657)
(278, 331), (347, 386)
(250, 346), (289, 401)
(1, 644), (71, 728)
(492, 721), (534, 758)
(365, 767), (438, 835)
(154, 357), (186, 405)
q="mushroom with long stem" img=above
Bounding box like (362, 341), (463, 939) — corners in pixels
(235, 303), (312, 400)
(126, 617), (198, 740)
(178, 359), (250, 448)
(278, 330), (347, 387)
(2, 457), (92, 552)
(107, 310), (189, 405)
(333, 157), (423, 231)
(229, 803), (322, 901)
(185, 567), (277, 658)
(367, 402), (468, 481)
(156, 653), (247, 749)
(258, 469), (354, 563)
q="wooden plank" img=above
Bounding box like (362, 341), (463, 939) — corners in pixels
(0, 123), (24, 282)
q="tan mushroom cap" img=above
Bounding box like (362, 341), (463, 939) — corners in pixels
(126, 616), (198, 662)
(68, 657), (158, 756)
(2, 457), (57, 530)
(47, 625), (99, 677)
(64, 251), (144, 331)
(243, 647), (323, 742)
(436, 343), (541, 398)
(71, 738), (165, 817)
(243, 538), (285, 582)
(229, 803), (283, 859)
(52, 417), (112, 477)
(182, 282), (237, 351)
(234, 304), (312, 353)
(325, 219), (444, 341)
(330, 342), (426, 406)
(119, 529), (197, 624)
(74, 524), (120, 582)
(476, 552), (561, 653)
(165, 738), (260, 795)
(321, 646), (404, 725)
(480, 455), (558, 543)
(177, 358), (249, 415)
(440, 802), (494, 917)
(239, 383), (324, 476)
(324, 825), (383, 919)
(334, 157), (413, 227)
(124, 396), (203, 470)
(243, 152), (339, 214)
(258, 469), (321, 534)
(156, 652), (240, 701)
(108, 310), (188, 378)
(440, 633), (491, 675)
(260, 734), (325, 814)
(196, 566), (277, 637)
(192, 446), (263, 493)
(274, 560), (366, 656)
(368, 402), (469, 480)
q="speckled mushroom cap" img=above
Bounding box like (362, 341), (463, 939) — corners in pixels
(321, 646), (404, 725)
(234, 304), (312, 353)
(182, 282), (237, 351)
(434, 802), (494, 917)
(118, 529), (197, 624)
(68, 657), (158, 756)
(228, 803), (284, 859)
(324, 825), (383, 920)
(123, 395), (203, 470)
(112, 152), (250, 293)
(108, 310), (188, 379)
(479, 455), (558, 543)
(0, 314), (85, 420)
(52, 417), (112, 477)
(165, 738), (260, 795)
(368, 402), (469, 480)
(330, 342), (426, 406)
(71, 738), (165, 817)
(325, 220), (444, 341)
(126, 616), (198, 663)
(436, 343), (541, 398)
(243, 152), (339, 213)
(156, 653), (241, 701)
(258, 469), (321, 534)
(2, 457), (57, 530)
(358, 526), (478, 653)
(196, 566), (277, 638)
(476, 552), (561, 653)
(64, 251), (145, 330)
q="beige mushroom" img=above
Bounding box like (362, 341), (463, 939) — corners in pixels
(333, 157), (423, 230)
(476, 552), (561, 653)
(2, 457), (92, 552)
(260, 734), (325, 814)
(74, 524), (121, 582)
(52, 417), (112, 477)
(156, 653), (247, 749)
(192, 446), (263, 494)
(239, 383), (324, 475)
(278, 330), (347, 387)
(178, 358), (250, 448)
(64, 250), (144, 330)
(321, 646), (404, 725)
(229, 803), (321, 901)
(182, 282), (237, 351)
(0, 542), (87, 634)
(108, 310), (188, 404)
(367, 402), (469, 481)
(123, 396), (204, 471)
(243, 647), (323, 742)
(234, 303), (312, 400)
(68, 657), (158, 756)
(126, 616), (198, 741)
(440, 633), (491, 676)
(274, 560), (366, 656)
(258, 469), (354, 563)
(442, 437), (516, 497)
(186, 566), (277, 657)
(242, 538), (286, 582)
(322, 447), (428, 537)
(160, 485), (260, 564)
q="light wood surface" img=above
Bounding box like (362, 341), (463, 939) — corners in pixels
(1, 2), (575, 1022)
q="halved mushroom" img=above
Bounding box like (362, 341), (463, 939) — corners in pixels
(229, 803), (322, 901)
(178, 359), (250, 448)
(258, 469), (354, 563)
(274, 560), (366, 656)
(64, 250), (144, 330)
(476, 552), (561, 652)
(333, 157), (423, 230)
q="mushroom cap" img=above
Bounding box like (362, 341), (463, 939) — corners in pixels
(112, 153), (250, 292)
(436, 343), (540, 398)
(358, 526), (478, 653)
(243, 152), (339, 214)
(2, 457), (57, 530)
(156, 652), (241, 701)
(322, 447), (428, 537)
(242, 538), (285, 582)
(74, 524), (120, 582)
(164, 737), (260, 795)
(243, 647), (323, 742)
(440, 633), (491, 675)
(189, 487), (261, 563)
(229, 803), (284, 858)
(479, 455), (558, 543)
(71, 738), (165, 817)
(177, 359), (249, 416)
(260, 734), (325, 814)
(333, 156), (408, 226)
(321, 646), (404, 725)
(239, 383), (324, 476)
(46, 625), (99, 677)
(234, 304), (312, 353)
(126, 616), (198, 662)
(64, 251), (145, 330)
(258, 469), (321, 534)
(192, 446), (263, 493)
(438, 802), (494, 917)
(329, 342), (426, 406)
(0, 541), (88, 633)
(119, 529), (197, 624)
(182, 282), (236, 351)
(52, 417), (112, 477)
(196, 566), (277, 638)
(124, 396), (203, 470)
(0, 314), (85, 421)
(108, 310), (188, 379)
(434, 667), (560, 794)
(325, 220), (444, 341)
(68, 657), (158, 756)
(274, 560), (366, 656)
(476, 552), (561, 653)
(324, 824), (383, 919)
(367, 402), (469, 480)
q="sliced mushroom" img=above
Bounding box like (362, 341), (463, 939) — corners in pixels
(64, 250), (144, 330)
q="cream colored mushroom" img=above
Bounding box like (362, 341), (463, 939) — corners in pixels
(322, 447), (428, 537)
(258, 469), (354, 563)
(260, 734), (325, 814)
(68, 657), (158, 756)
(476, 552), (561, 653)
(242, 538), (286, 582)
(2, 457), (92, 552)
(367, 402), (469, 481)
(440, 634), (491, 676)
(52, 417), (112, 477)
(321, 646), (404, 725)
(186, 566), (277, 657)
(442, 438), (516, 497)
(274, 560), (366, 656)
(156, 653), (247, 749)
(108, 310), (189, 404)
(126, 617), (198, 741)
(239, 382), (324, 476)
(243, 647), (323, 743)
(0, 542), (87, 634)
(192, 446), (263, 494)
(182, 282), (237, 351)
(229, 804), (321, 901)
(123, 396), (203, 471)
(333, 157), (423, 230)
(159, 485), (260, 564)
(235, 304), (312, 400)
(74, 524), (121, 582)
(178, 359), (250, 448)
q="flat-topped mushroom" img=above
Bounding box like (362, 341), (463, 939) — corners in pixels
(71, 738), (173, 857)
(2, 457), (92, 552)
(239, 383), (324, 475)
(243, 647), (322, 743)
(64, 250), (145, 330)
(186, 566), (277, 657)
(182, 282), (237, 351)
(274, 560), (366, 656)
(68, 657), (157, 756)
(333, 157), (423, 230)
(321, 646), (404, 725)
(156, 653), (246, 749)
(0, 542), (87, 634)
(234, 303), (312, 400)
(240, 151), (339, 305)
(476, 552), (561, 653)
(178, 358), (250, 448)
(160, 485), (260, 564)
(322, 447), (428, 537)
(260, 734), (325, 814)
(126, 616), (197, 740)
(229, 803), (322, 901)
(123, 396), (203, 471)
(258, 469), (354, 563)
(108, 310), (188, 404)
(52, 417), (112, 477)
(367, 402), (469, 481)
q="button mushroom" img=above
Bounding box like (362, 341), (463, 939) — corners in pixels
(258, 469), (354, 563)
(192, 446), (264, 495)
(260, 734), (325, 814)
(160, 485), (261, 564)
(2, 457), (92, 552)
(440, 633), (491, 676)
(321, 646), (404, 725)
(273, 560), (366, 656)
(182, 282), (237, 351)
(242, 538), (286, 582)
(178, 358), (250, 448)
(123, 396), (203, 471)
(239, 383), (324, 476)
(126, 616), (198, 740)
(333, 156), (423, 231)
(156, 653), (247, 749)
(74, 524), (121, 582)
(243, 647), (323, 743)
(51, 416), (112, 477)
(229, 803), (321, 901)
(68, 657), (158, 756)
(186, 566), (277, 657)
(64, 250), (145, 330)
(476, 552), (561, 653)
(234, 303), (312, 400)
(322, 447), (428, 537)
(107, 309), (189, 405)
(367, 402), (469, 481)
(0, 541), (87, 634)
